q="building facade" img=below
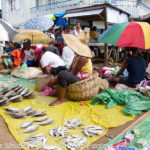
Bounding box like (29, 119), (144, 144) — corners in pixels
(2, 0), (150, 29)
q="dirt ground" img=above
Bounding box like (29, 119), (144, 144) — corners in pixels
(0, 112), (150, 150)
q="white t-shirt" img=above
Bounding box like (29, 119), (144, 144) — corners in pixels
(74, 29), (82, 36)
(24, 48), (35, 61)
(62, 46), (74, 68)
(40, 51), (65, 68)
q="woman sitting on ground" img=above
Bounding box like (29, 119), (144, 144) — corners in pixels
(48, 31), (93, 106)
(103, 47), (146, 88)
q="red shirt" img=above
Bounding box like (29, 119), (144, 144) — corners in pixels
(20, 46), (37, 59)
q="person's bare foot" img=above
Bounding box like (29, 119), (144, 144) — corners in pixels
(49, 99), (65, 106)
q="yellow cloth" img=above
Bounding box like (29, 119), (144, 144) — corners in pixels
(89, 31), (99, 41)
(74, 56), (93, 74)
(0, 87), (135, 150)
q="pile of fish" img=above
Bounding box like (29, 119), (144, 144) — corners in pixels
(63, 119), (83, 129)
(39, 145), (61, 150)
(49, 126), (69, 140)
(0, 85), (35, 107)
(63, 135), (87, 150)
(82, 125), (105, 137)
(22, 133), (47, 149)
(11, 85), (35, 99)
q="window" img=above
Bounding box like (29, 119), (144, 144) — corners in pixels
(36, 0), (39, 7)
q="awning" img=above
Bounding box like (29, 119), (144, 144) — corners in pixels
(64, 9), (103, 18)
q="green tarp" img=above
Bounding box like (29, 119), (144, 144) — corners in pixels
(98, 117), (150, 150)
(91, 89), (150, 116)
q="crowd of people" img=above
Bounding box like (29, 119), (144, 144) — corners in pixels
(0, 22), (147, 106)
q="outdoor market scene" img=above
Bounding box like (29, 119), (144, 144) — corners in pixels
(1, 0), (150, 150)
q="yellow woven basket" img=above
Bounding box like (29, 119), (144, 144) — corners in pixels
(67, 72), (101, 101)
(35, 74), (53, 91)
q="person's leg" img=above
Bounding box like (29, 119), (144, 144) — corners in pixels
(3, 58), (9, 70)
(7, 58), (12, 69)
(47, 76), (58, 88)
(49, 71), (81, 106)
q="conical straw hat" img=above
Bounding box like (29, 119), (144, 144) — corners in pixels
(62, 31), (92, 58)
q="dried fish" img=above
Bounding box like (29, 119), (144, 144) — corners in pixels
(39, 145), (61, 150)
(49, 126), (69, 140)
(0, 98), (9, 106)
(11, 85), (20, 90)
(13, 85), (22, 92)
(5, 107), (21, 113)
(82, 125), (105, 137)
(64, 119), (83, 129)
(32, 111), (47, 117)
(26, 110), (37, 116)
(33, 116), (48, 122)
(23, 106), (32, 113)
(9, 95), (22, 102)
(63, 135), (87, 150)
(20, 88), (29, 96)
(22, 124), (39, 133)
(1, 88), (10, 95)
(4, 90), (14, 97)
(39, 119), (54, 125)
(23, 91), (35, 99)
(23, 133), (46, 149)
(19, 121), (33, 129)
(8, 112), (26, 119)
(16, 87), (25, 94)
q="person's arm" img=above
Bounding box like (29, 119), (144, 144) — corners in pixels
(71, 56), (88, 75)
(115, 60), (128, 77)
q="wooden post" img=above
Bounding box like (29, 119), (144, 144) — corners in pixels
(104, 7), (108, 66)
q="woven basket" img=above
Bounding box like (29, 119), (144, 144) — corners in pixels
(67, 72), (101, 101)
(35, 74), (53, 91)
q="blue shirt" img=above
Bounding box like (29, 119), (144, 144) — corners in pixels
(127, 56), (146, 84)
(4, 47), (14, 55)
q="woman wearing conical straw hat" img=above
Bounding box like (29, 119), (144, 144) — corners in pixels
(49, 31), (93, 106)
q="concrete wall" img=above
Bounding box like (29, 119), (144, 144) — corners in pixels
(141, 0), (150, 7)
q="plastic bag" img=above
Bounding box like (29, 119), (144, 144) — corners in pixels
(91, 88), (150, 115)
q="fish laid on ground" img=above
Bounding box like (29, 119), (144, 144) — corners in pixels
(63, 118), (83, 129)
(23, 106), (32, 113)
(63, 135), (87, 150)
(39, 145), (61, 150)
(33, 116), (48, 122)
(0, 98), (9, 106)
(19, 121), (33, 129)
(22, 124), (39, 133)
(23, 91), (35, 99)
(39, 119), (54, 125)
(49, 126), (69, 140)
(16, 87), (25, 94)
(26, 110), (37, 116)
(20, 88), (29, 96)
(32, 111), (47, 117)
(9, 95), (22, 102)
(5, 107), (21, 113)
(23, 133), (46, 149)
(8, 112), (26, 119)
(82, 125), (105, 137)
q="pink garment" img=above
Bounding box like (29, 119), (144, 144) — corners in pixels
(114, 84), (137, 91)
(76, 72), (89, 80)
(35, 45), (45, 61)
(39, 87), (56, 97)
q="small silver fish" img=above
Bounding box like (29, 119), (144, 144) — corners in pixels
(23, 91), (34, 97)
(20, 88), (29, 96)
(32, 111), (47, 117)
(39, 145), (61, 150)
(9, 112), (26, 119)
(26, 110), (37, 116)
(23, 106), (32, 113)
(33, 116), (48, 122)
(22, 124), (39, 133)
(16, 87), (25, 94)
(5, 107), (21, 113)
(9, 95), (22, 101)
(19, 121), (33, 128)
(39, 119), (54, 125)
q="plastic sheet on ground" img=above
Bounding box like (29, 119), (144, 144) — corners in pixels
(91, 88), (150, 116)
(98, 117), (150, 150)
(0, 87), (135, 150)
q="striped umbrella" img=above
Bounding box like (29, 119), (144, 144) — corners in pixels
(99, 22), (150, 50)
(24, 16), (54, 31)
(13, 30), (51, 44)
